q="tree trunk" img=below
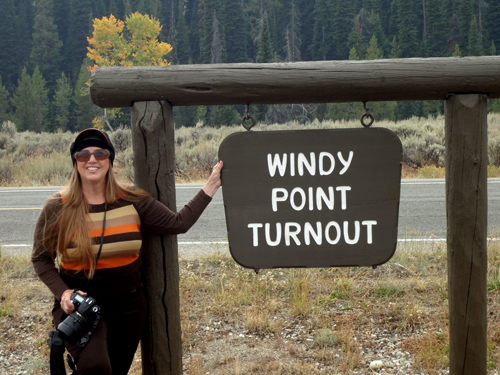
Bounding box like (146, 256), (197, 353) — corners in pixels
(445, 94), (488, 375)
(131, 101), (182, 375)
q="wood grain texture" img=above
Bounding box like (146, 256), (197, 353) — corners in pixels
(445, 94), (488, 375)
(131, 101), (182, 375)
(91, 57), (500, 108)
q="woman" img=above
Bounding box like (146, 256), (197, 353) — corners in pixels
(32, 128), (223, 374)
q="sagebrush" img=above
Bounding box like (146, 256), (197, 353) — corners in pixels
(1, 114), (500, 186)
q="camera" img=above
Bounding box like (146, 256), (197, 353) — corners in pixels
(48, 292), (101, 374)
(57, 293), (101, 343)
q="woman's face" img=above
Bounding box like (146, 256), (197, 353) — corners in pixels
(76, 146), (110, 186)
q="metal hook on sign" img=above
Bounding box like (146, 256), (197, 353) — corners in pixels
(241, 104), (256, 131)
(360, 101), (374, 128)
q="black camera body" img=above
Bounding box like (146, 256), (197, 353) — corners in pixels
(57, 293), (101, 343)
(49, 292), (101, 374)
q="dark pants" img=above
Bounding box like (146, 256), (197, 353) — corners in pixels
(53, 290), (147, 375)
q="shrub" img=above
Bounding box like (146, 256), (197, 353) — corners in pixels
(110, 127), (132, 152)
(1, 120), (17, 137)
(315, 329), (338, 347)
(14, 152), (72, 185)
(0, 157), (13, 184)
(489, 134), (500, 166)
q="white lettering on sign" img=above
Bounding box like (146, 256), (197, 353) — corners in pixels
(271, 186), (349, 212)
(248, 149), (379, 250)
(267, 151), (354, 177)
(248, 220), (378, 247)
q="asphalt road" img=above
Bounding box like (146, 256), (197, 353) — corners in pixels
(1, 179), (499, 257)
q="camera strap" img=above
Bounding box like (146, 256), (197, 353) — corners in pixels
(68, 201), (107, 371)
(50, 201), (108, 375)
(84, 200), (108, 291)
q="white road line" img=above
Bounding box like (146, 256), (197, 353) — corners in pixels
(4, 239), (498, 248)
(0, 208), (43, 210)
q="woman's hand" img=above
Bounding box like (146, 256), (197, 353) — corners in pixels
(61, 289), (87, 315)
(202, 161), (223, 198)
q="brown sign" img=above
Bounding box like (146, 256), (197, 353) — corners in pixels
(218, 128), (402, 269)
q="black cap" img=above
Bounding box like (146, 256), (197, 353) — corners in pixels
(70, 128), (115, 165)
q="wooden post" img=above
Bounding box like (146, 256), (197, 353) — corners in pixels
(445, 94), (488, 375)
(131, 101), (182, 375)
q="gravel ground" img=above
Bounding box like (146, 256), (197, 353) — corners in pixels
(1, 254), (499, 375)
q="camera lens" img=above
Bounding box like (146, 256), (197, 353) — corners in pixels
(57, 313), (87, 342)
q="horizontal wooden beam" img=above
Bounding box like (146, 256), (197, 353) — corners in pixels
(90, 56), (500, 108)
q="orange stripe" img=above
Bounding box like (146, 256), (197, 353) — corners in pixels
(89, 223), (140, 238)
(62, 255), (139, 270)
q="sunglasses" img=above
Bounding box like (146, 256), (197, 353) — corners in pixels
(74, 149), (111, 162)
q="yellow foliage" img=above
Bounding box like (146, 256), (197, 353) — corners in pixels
(87, 12), (171, 71)
(92, 117), (105, 130)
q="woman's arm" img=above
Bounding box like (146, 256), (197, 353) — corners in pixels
(31, 197), (70, 301)
(137, 161), (223, 235)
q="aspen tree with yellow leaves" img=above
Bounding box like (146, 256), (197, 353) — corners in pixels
(86, 12), (172, 130)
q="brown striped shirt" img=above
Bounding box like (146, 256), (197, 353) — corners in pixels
(31, 189), (212, 300)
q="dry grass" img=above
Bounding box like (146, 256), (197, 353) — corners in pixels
(2, 235), (499, 374)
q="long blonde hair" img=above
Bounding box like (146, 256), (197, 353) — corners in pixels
(41, 164), (149, 278)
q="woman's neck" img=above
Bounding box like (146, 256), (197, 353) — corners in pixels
(82, 182), (106, 204)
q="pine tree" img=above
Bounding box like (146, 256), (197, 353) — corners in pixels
(152, 0), (165, 20)
(175, 0), (192, 64)
(391, 36), (402, 58)
(486, 0), (500, 54)
(425, 0), (447, 56)
(0, 0), (20, 89)
(210, 10), (224, 63)
(365, 34), (383, 59)
(109, 0), (119, 15)
(137, 0), (152, 15)
(349, 47), (360, 60)
(12, 66), (48, 132)
(395, 101), (422, 121)
(123, 0), (133, 16)
(388, 0), (399, 38)
(333, 0), (356, 59)
(257, 11), (275, 63)
(73, 59), (95, 131)
(198, 0), (212, 63)
(92, 0), (106, 18)
(63, 0), (92, 81)
(284, 0), (302, 62)
(474, 0), (486, 46)
(452, 43), (462, 57)
(349, 19), (368, 59)
(490, 41), (497, 56)
(459, 0), (472, 48)
(296, 0), (315, 61)
(0, 76), (11, 125)
(53, 0), (70, 57)
(225, 0), (249, 62)
(395, 0), (418, 57)
(210, 105), (239, 127)
(447, 14), (460, 54)
(310, 0), (335, 60)
(54, 73), (73, 131)
(369, 12), (391, 58)
(30, 0), (63, 91)
(16, 0), (35, 69)
(166, 0), (179, 64)
(467, 17), (483, 56)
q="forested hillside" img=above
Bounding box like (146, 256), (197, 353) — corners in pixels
(0, 0), (499, 132)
